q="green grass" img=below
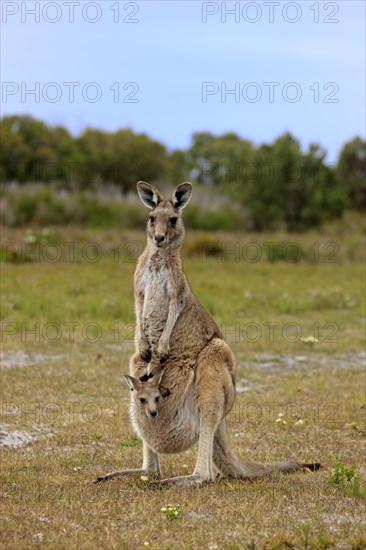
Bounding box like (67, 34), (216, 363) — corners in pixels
(1, 256), (364, 355)
(1, 223), (365, 549)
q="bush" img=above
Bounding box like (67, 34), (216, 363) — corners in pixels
(8, 191), (38, 225)
(184, 204), (244, 231)
(183, 232), (222, 257)
(0, 187), (148, 229)
(1, 185), (248, 231)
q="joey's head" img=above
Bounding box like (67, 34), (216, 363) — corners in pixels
(137, 181), (192, 250)
(123, 371), (170, 419)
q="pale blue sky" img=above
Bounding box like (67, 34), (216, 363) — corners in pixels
(1, 1), (365, 161)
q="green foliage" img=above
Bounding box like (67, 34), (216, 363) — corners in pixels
(183, 232), (222, 257)
(2, 185), (245, 230)
(160, 505), (181, 520)
(309, 287), (357, 310)
(2, 187), (147, 228)
(24, 227), (60, 246)
(184, 203), (244, 231)
(338, 136), (366, 210)
(298, 522), (311, 548)
(315, 532), (334, 549)
(217, 133), (347, 231)
(76, 128), (168, 191)
(328, 462), (366, 497)
(186, 132), (350, 231)
(262, 242), (301, 263)
(120, 439), (140, 448)
(0, 116), (169, 192)
(0, 115), (362, 230)
(5, 187), (69, 226)
(188, 131), (254, 185)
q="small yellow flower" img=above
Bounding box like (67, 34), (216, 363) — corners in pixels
(295, 419), (305, 427)
(276, 413), (287, 427)
(161, 504), (180, 520)
(140, 475), (148, 482)
(301, 336), (319, 345)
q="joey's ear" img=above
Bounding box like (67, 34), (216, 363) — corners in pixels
(137, 181), (163, 209)
(123, 374), (142, 392)
(171, 182), (192, 210)
(149, 367), (164, 387)
(159, 385), (171, 398)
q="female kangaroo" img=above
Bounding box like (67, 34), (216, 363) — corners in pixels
(95, 182), (320, 486)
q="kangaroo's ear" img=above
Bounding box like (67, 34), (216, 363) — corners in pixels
(137, 181), (163, 209)
(123, 374), (142, 392)
(171, 182), (192, 210)
(147, 366), (169, 396)
(149, 367), (164, 386)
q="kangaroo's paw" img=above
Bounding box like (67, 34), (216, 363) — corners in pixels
(157, 339), (170, 364)
(139, 372), (154, 382)
(150, 474), (209, 488)
(94, 469), (159, 484)
(140, 349), (151, 362)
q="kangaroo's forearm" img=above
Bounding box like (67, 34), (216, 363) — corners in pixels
(134, 291), (145, 336)
(161, 298), (183, 342)
(135, 290), (151, 359)
(157, 296), (185, 360)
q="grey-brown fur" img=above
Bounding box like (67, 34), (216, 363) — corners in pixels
(95, 182), (320, 486)
(123, 367), (170, 420)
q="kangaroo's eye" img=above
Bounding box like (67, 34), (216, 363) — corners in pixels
(170, 217), (178, 226)
(155, 396), (160, 402)
(149, 216), (155, 224)
(139, 398), (146, 404)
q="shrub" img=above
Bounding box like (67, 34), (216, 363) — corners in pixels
(184, 232), (222, 257)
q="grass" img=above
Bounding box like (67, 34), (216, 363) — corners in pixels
(1, 220), (365, 549)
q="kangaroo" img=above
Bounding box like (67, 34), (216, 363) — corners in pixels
(123, 368), (170, 420)
(95, 182), (320, 486)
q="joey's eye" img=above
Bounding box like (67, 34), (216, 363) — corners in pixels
(139, 398), (146, 404)
(155, 396), (159, 402)
(170, 217), (178, 226)
(149, 216), (155, 224)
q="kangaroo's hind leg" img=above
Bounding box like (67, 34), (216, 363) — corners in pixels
(151, 339), (235, 488)
(94, 441), (161, 483)
(95, 352), (161, 483)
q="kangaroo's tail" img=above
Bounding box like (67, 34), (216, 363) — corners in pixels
(213, 420), (321, 480)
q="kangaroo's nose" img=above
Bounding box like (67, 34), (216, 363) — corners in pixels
(155, 234), (165, 244)
(150, 411), (157, 417)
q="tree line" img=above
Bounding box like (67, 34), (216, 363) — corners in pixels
(1, 115), (365, 230)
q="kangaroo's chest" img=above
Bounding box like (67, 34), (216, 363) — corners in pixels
(140, 263), (170, 326)
(141, 262), (170, 301)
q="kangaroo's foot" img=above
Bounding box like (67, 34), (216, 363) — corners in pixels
(150, 474), (211, 488)
(94, 469), (160, 484)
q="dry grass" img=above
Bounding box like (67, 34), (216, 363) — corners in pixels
(1, 222), (365, 549)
